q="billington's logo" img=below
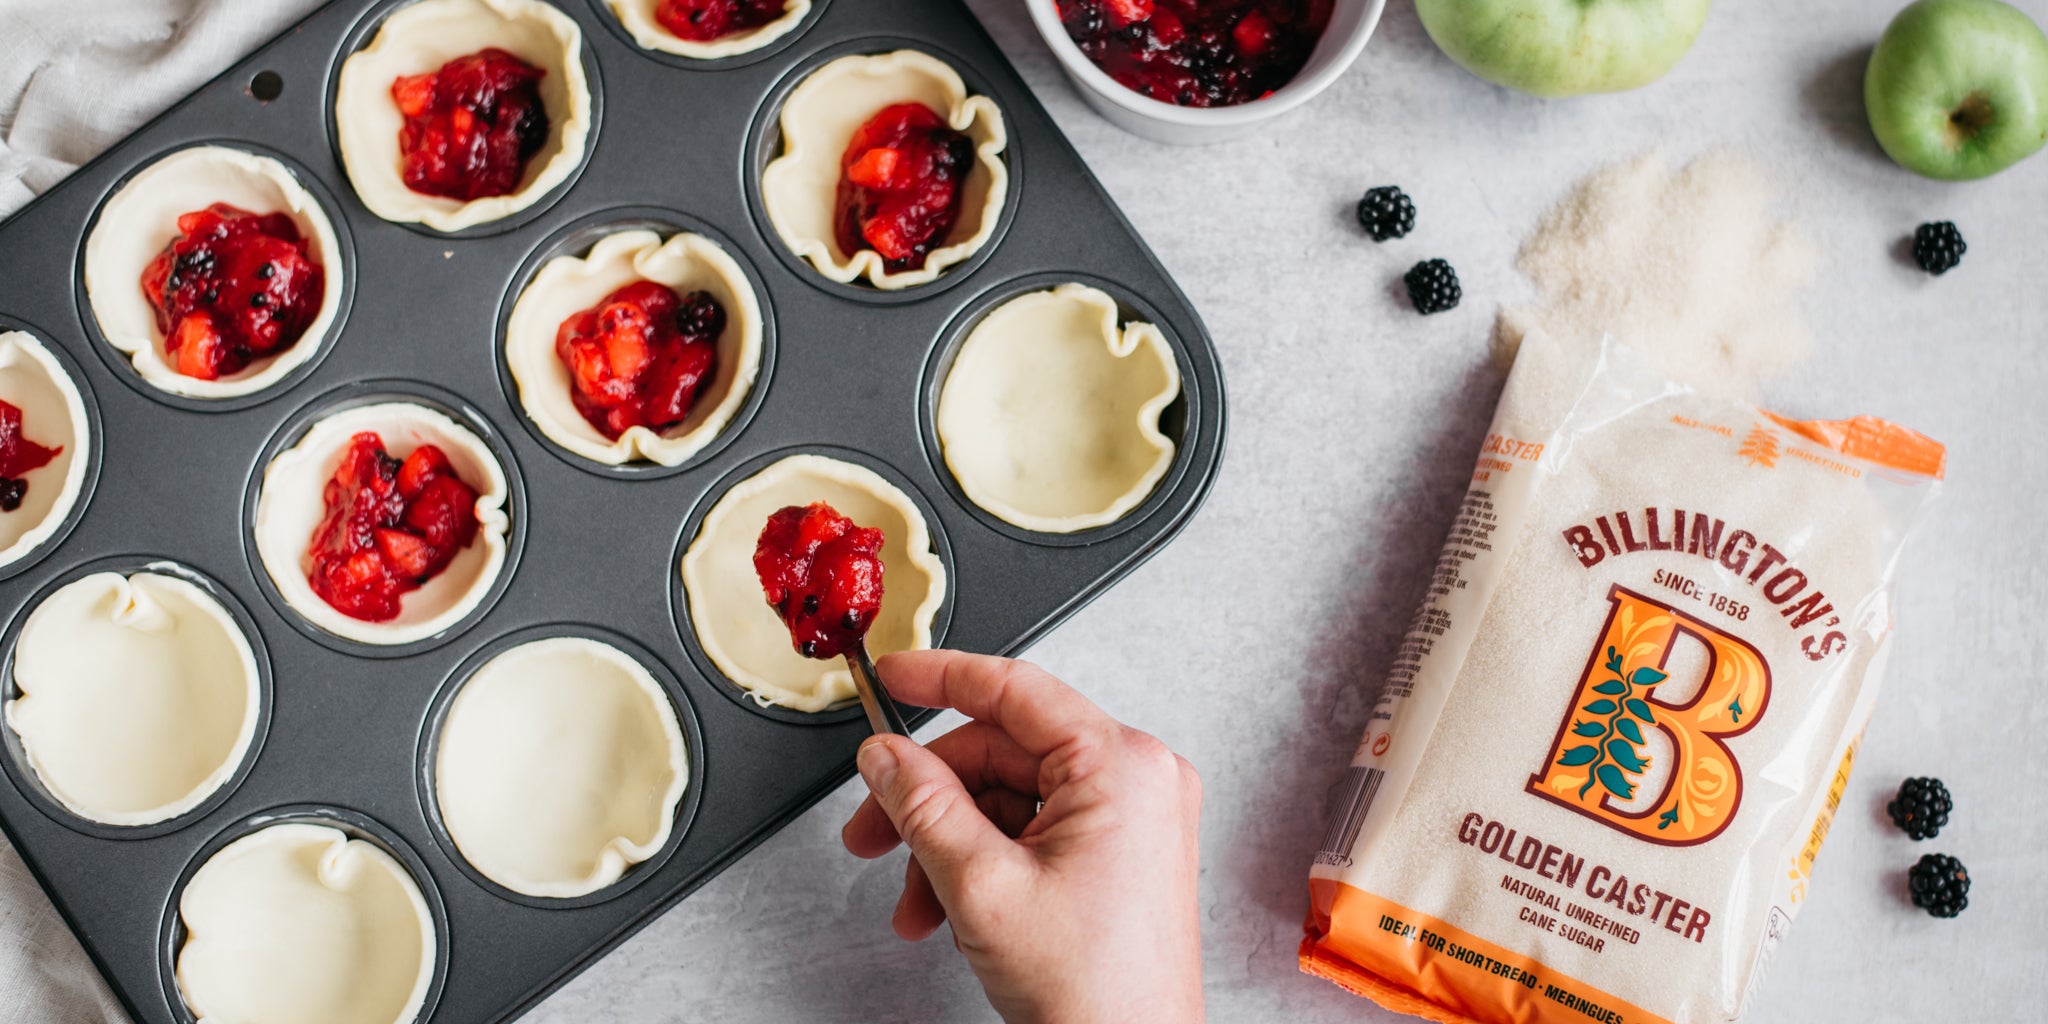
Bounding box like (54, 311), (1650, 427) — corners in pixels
(1527, 586), (1772, 846)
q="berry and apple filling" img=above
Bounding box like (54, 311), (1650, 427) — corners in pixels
(306, 432), (481, 622)
(754, 502), (884, 660)
(1057, 0), (1332, 107)
(391, 48), (550, 201)
(0, 400), (60, 513)
(555, 281), (723, 440)
(655, 0), (788, 41)
(140, 203), (325, 381)
(833, 103), (974, 273)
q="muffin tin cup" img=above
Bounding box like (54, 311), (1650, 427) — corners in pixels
(0, 555), (273, 842)
(918, 270), (1202, 548)
(741, 34), (1024, 305)
(669, 444), (956, 727)
(492, 204), (778, 480)
(0, 315), (103, 583)
(239, 380), (529, 659)
(0, 0), (1224, 1020)
(583, 0), (836, 71)
(325, 0), (609, 240)
(69, 140), (359, 414)
(415, 622), (706, 909)
(154, 804), (452, 1024)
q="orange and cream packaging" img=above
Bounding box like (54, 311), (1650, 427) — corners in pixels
(1300, 335), (1944, 1023)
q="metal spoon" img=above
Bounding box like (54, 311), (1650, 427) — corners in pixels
(845, 639), (909, 736)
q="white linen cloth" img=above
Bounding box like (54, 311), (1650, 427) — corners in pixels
(0, 1), (320, 1019)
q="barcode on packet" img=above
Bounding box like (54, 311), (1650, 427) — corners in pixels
(1313, 766), (1386, 868)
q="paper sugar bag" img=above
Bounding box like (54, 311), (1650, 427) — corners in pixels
(1301, 334), (1943, 1024)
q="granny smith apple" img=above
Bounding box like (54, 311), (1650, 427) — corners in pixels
(1413, 0), (1714, 98)
(1865, 0), (2048, 180)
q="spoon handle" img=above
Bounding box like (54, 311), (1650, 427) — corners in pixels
(846, 642), (910, 736)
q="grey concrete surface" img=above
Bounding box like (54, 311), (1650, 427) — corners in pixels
(520, 1), (2048, 1021)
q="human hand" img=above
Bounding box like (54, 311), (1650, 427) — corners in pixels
(841, 650), (1205, 1024)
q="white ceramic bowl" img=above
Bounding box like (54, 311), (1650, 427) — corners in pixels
(1026, 0), (1387, 145)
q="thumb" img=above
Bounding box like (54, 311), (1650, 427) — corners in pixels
(856, 735), (1014, 892)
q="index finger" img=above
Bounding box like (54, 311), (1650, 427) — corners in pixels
(874, 649), (1116, 757)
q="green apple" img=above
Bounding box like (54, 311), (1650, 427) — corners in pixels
(1413, 0), (1714, 98)
(1865, 0), (2048, 180)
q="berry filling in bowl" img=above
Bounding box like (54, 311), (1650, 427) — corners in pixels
(141, 204), (326, 381)
(754, 502), (884, 660)
(254, 401), (510, 646)
(1057, 0), (1333, 107)
(307, 434), (481, 622)
(761, 50), (1008, 290)
(83, 145), (345, 398)
(335, 0), (592, 232)
(505, 228), (764, 467)
(1026, 0), (1384, 143)
(556, 282), (721, 441)
(679, 454), (945, 712)
(0, 332), (90, 570)
(607, 0), (810, 59)
(391, 48), (550, 202)
(834, 104), (976, 274)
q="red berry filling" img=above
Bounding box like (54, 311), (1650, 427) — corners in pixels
(555, 280), (724, 440)
(139, 203), (325, 381)
(1057, 0), (1331, 107)
(753, 502), (884, 660)
(654, 0), (788, 41)
(0, 400), (61, 513)
(306, 432), (481, 622)
(391, 48), (550, 201)
(832, 103), (975, 273)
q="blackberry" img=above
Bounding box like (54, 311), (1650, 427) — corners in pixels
(0, 478), (23, 513)
(1356, 186), (1416, 242)
(1912, 221), (1966, 275)
(1886, 777), (1952, 840)
(1907, 853), (1969, 918)
(1404, 259), (1461, 315)
(675, 291), (727, 341)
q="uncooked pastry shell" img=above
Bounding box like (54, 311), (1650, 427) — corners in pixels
(176, 823), (436, 1024)
(680, 454), (945, 711)
(254, 402), (510, 646)
(81, 146), (344, 398)
(937, 284), (1179, 533)
(761, 50), (1007, 290)
(435, 636), (688, 897)
(0, 331), (89, 567)
(5, 570), (259, 826)
(606, 0), (810, 58)
(506, 229), (762, 466)
(335, 0), (592, 232)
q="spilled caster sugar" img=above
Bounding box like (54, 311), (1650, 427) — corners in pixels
(1494, 151), (1822, 400)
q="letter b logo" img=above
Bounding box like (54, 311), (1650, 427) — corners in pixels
(1527, 586), (1771, 846)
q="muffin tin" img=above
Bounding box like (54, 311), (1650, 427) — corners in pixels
(0, 0), (1224, 1020)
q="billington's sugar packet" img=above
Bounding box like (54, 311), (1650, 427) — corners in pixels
(1300, 334), (1944, 1023)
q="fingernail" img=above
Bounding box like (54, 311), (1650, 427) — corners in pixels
(857, 737), (899, 793)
